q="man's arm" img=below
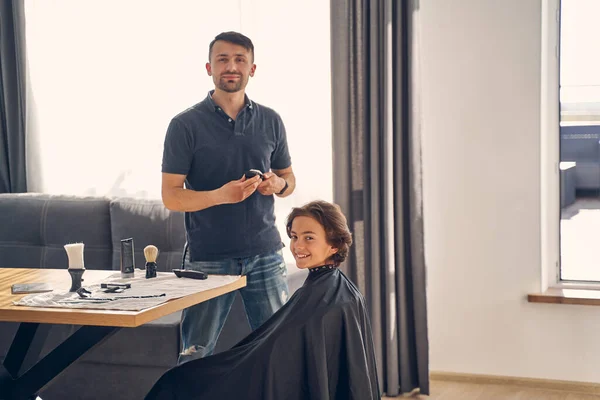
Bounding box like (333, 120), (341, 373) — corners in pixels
(257, 166), (296, 198)
(162, 172), (262, 212)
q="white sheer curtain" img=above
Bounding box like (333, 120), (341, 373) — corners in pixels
(24, 0), (332, 265)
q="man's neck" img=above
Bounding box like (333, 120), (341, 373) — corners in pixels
(211, 89), (246, 120)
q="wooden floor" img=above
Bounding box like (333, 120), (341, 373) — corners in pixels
(381, 379), (600, 399)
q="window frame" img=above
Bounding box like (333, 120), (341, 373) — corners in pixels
(542, 0), (600, 290)
(541, 0), (561, 291)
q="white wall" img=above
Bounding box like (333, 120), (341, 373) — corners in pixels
(24, 0), (331, 265)
(422, 0), (600, 383)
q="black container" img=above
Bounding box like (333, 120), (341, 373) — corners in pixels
(120, 238), (135, 278)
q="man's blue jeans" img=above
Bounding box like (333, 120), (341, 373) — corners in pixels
(178, 249), (288, 364)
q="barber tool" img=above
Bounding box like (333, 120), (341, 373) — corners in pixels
(76, 287), (92, 298)
(172, 269), (207, 280)
(101, 283), (130, 293)
(60, 293), (166, 304)
(64, 243), (85, 292)
(11, 283), (53, 294)
(120, 238), (135, 278)
(100, 283), (131, 289)
(100, 283), (130, 293)
(244, 169), (264, 180)
(144, 245), (159, 279)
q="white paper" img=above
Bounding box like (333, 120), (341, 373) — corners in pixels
(14, 272), (241, 311)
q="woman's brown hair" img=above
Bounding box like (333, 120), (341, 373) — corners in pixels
(285, 200), (353, 266)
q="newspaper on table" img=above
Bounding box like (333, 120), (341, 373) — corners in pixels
(13, 272), (241, 311)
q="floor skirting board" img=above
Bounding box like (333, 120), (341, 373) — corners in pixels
(430, 371), (600, 395)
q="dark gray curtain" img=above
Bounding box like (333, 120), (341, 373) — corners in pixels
(0, 0), (27, 193)
(330, 0), (428, 396)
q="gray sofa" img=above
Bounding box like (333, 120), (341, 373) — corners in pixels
(0, 193), (306, 399)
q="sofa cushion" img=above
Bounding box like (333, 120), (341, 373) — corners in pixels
(109, 198), (186, 272)
(79, 312), (181, 367)
(0, 194), (112, 270)
(0, 313), (180, 371)
(41, 361), (168, 400)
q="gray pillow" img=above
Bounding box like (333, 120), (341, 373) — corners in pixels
(109, 198), (186, 272)
(0, 193), (112, 269)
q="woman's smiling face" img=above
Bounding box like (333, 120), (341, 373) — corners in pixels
(289, 216), (338, 269)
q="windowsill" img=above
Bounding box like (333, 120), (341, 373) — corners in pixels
(528, 287), (600, 306)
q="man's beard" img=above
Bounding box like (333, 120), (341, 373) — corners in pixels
(217, 76), (245, 93)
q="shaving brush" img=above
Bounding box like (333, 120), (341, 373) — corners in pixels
(144, 245), (158, 279)
(64, 243), (85, 291)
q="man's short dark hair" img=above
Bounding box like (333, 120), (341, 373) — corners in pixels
(208, 31), (254, 61)
(285, 201), (353, 266)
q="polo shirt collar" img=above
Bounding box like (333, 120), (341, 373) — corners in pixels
(206, 90), (254, 112)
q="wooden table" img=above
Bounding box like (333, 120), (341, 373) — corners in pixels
(0, 268), (246, 400)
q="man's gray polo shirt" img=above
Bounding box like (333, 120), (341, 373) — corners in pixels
(162, 91), (291, 261)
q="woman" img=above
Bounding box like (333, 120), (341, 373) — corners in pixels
(145, 200), (380, 400)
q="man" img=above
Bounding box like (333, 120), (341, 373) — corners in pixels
(161, 31), (296, 364)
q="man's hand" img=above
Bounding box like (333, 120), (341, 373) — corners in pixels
(217, 175), (262, 204)
(257, 172), (286, 196)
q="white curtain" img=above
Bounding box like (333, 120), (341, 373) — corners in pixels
(24, 0), (332, 266)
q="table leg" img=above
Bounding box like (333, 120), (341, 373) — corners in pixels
(3, 323), (51, 378)
(0, 364), (11, 396)
(1, 324), (118, 400)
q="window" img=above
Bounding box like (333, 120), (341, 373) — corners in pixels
(24, 0), (332, 266)
(543, 0), (600, 286)
(558, 0), (600, 282)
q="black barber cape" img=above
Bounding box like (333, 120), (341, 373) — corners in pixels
(145, 266), (380, 400)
